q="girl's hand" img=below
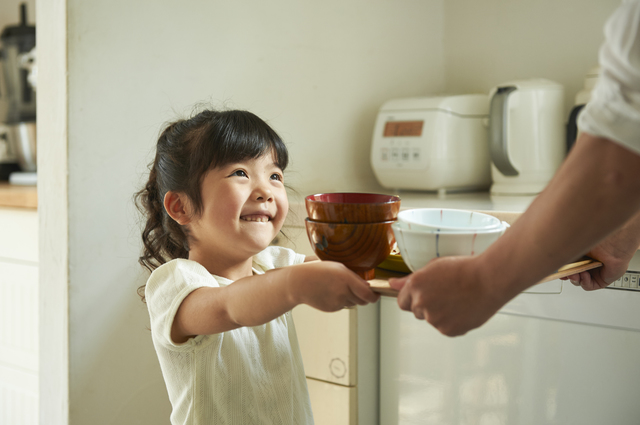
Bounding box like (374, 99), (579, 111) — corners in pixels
(287, 261), (380, 312)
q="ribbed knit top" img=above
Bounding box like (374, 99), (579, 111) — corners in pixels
(145, 246), (314, 424)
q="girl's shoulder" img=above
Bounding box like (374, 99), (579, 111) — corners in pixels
(148, 258), (209, 281)
(253, 246), (306, 272)
(145, 258), (218, 300)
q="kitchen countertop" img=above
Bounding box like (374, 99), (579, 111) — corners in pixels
(0, 182), (37, 209)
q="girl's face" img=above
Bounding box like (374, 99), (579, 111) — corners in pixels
(187, 151), (289, 263)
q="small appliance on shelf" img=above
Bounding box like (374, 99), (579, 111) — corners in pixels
(0, 3), (36, 185)
(489, 78), (565, 196)
(370, 94), (491, 194)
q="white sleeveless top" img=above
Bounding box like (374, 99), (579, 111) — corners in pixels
(145, 246), (314, 425)
(579, 0), (640, 154)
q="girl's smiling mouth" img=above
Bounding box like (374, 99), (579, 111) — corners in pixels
(240, 214), (272, 222)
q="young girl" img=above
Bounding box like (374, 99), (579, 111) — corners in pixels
(135, 108), (379, 425)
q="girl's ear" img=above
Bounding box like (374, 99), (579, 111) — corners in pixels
(164, 191), (192, 225)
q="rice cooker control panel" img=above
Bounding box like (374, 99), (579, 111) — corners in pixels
(374, 118), (429, 170)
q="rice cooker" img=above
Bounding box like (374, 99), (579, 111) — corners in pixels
(370, 94), (491, 193)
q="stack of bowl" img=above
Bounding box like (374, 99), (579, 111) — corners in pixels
(392, 208), (509, 272)
(304, 193), (401, 280)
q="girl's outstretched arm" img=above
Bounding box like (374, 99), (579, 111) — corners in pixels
(171, 261), (379, 343)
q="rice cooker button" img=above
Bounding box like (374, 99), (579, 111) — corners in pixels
(391, 147), (400, 161)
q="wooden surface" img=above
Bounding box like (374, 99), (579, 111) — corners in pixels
(473, 210), (521, 226)
(369, 258), (603, 298)
(0, 183), (37, 209)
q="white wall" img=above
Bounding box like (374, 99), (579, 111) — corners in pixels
(60, 1), (444, 424)
(67, 0), (445, 197)
(442, 0), (622, 113)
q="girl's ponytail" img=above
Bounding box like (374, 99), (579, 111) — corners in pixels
(135, 164), (189, 274)
(134, 122), (192, 301)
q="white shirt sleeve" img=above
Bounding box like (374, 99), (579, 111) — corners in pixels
(252, 246), (306, 272)
(578, 0), (640, 155)
(145, 259), (220, 350)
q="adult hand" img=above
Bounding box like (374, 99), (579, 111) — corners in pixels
(562, 223), (639, 290)
(388, 256), (509, 337)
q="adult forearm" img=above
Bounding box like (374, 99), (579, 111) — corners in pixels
(479, 133), (640, 301)
(608, 210), (640, 258)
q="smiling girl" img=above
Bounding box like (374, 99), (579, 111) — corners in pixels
(135, 109), (379, 425)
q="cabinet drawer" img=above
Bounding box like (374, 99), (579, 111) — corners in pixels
(293, 305), (356, 386)
(307, 378), (356, 425)
(0, 208), (38, 263)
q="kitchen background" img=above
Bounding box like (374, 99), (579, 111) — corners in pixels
(0, 0), (34, 123)
(12, 0), (620, 424)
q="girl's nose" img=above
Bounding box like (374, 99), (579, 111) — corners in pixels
(255, 184), (273, 202)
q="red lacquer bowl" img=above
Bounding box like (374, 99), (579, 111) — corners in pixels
(305, 192), (401, 224)
(305, 218), (396, 280)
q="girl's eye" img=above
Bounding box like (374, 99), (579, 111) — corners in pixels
(270, 173), (283, 182)
(231, 170), (248, 178)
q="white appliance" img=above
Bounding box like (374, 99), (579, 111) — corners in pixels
(567, 66), (600, 151)
(380, 252), (640, 424)
(489, 79), (565, 195)
(0, 4), (37, 185)
(370, 95), (491, 193)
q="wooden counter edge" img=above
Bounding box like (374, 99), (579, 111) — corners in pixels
(369, 260), (603, 298)
(0, 183), (37, 209)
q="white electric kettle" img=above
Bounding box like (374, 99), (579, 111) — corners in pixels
(489, 78), (566, 195)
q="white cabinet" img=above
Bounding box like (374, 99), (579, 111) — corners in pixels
(307, 378), (357, 425)
(0, 207), (38, 425)
(292, 303), (379, 425)
(278, 203), (380, 425)
(294, 306), (356, 386)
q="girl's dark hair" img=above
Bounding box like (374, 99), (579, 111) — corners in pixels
(134, 109), (289, 298)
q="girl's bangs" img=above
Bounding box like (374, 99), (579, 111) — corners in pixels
(208, 113), (289, 170)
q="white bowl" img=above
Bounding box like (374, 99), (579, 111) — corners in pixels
(393, 218), (510, 234)
(392, 221), (507, 272)
(398, 208), (503, 233)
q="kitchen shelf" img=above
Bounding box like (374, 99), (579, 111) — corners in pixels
(0, 182), (37, 209)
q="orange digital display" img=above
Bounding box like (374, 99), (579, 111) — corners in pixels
(383, 121), (424, 137)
